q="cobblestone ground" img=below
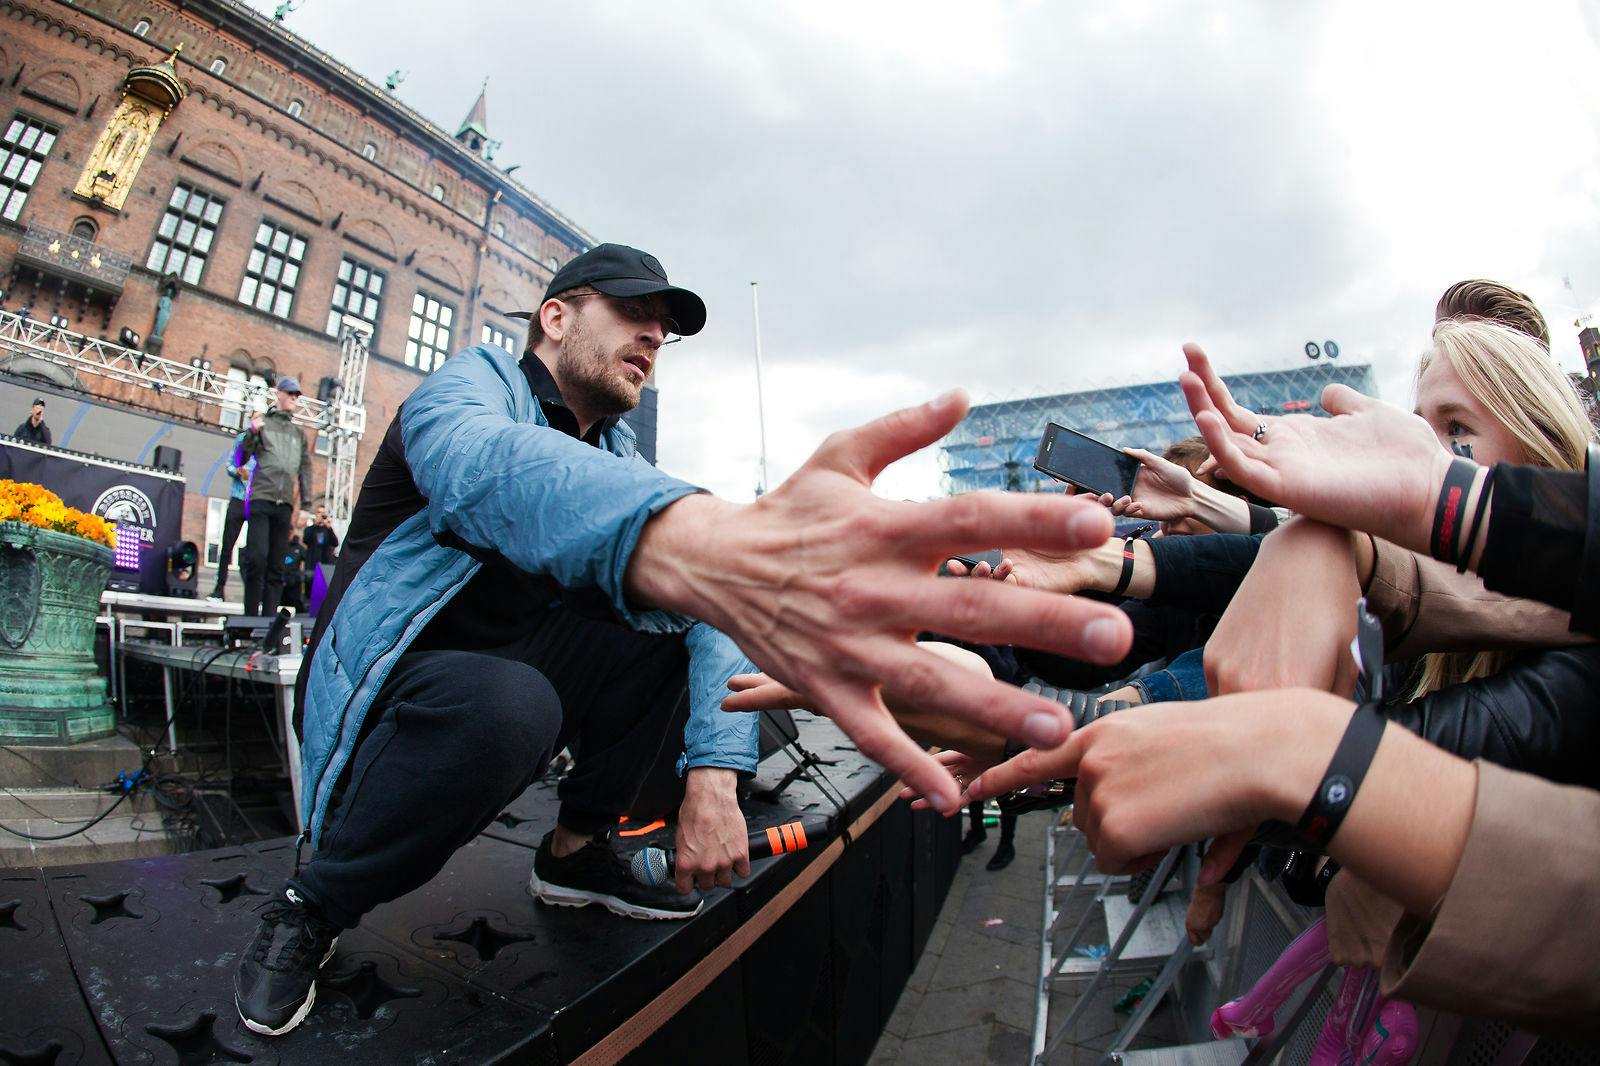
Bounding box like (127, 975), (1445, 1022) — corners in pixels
(870, 813), (1185, 1066)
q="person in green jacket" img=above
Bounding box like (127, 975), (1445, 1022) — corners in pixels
(240, 377), (312, 615)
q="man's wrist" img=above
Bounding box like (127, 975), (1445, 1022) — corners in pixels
(625, 494), (749, 620)
(684, 766), (738, 791)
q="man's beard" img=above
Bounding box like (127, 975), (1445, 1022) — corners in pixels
(555, 316), (647, 419)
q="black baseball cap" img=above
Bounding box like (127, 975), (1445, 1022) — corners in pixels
(510, 243), (706, 336)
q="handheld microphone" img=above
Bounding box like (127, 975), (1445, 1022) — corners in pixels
(629, 816), (828, 888)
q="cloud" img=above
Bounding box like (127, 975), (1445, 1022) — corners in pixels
(253, 0), (1600, 499)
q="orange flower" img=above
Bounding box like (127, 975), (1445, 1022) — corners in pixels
(0, 481), (112, 547)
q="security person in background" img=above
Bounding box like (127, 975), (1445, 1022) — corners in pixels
(13, 397), (52, 445)
(240, 377), (312, 616)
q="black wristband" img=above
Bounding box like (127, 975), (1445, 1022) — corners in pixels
(1430, 458), (1477, 563)
(1294, 702), (1387, 851)
(1111, 538), (1137, 597)
(1457, 465), (1495, 574)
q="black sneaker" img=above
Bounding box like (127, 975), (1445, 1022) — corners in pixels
(234, 888), (341, 1036)
(529, 829), (702, 920)
(961, 826), (988, 855)
(986, 840), (1017, 872)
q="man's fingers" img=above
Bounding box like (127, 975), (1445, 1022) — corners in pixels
(810, 389), (970, 483)
(891, 492), (1112, 556)
(872, 642), (1084, 748)
(727, 672), (768, 691)
(967, 732), (1084, 800)
(945, 558), (970, 577)
(971, 560), (994, 579)
(811, 687), (964, 813)
(993, 559), (1014, 582)
(734, 856), (751, 879)
(851, 575), (1133, 665)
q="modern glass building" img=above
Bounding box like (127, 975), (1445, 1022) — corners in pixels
(941, 362), (1379, 494)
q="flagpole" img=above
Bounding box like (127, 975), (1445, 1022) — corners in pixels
(750, 281), (770, 496)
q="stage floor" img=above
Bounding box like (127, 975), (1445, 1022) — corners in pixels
(1, 712), (962, 1065)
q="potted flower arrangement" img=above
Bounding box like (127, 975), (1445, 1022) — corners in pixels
(0, 480), (119, 745)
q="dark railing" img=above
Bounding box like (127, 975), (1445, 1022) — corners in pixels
(14, 223), (134, 293)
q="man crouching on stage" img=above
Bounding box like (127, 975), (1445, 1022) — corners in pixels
(236, 245), (758, 1036)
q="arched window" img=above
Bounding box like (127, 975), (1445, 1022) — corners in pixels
(430, 183), (445, 202)
(287, 99), (304, 119)
(492, 221), (505, 240)
(209, 58), (227, 76)
(133, 18), (150, 36)
(362, 142), (377, 162)
(70, 217), (98, 242)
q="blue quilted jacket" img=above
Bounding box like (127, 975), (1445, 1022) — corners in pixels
(298, 345), (758, 841)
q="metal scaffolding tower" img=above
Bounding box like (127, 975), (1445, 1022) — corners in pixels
(0, 308), (370, 519)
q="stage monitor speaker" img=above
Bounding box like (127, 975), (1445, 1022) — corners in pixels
(758, 709), (798, 761)
(152, 445), (182, 472)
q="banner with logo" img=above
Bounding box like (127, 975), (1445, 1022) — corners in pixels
(0, 438), (185, 595)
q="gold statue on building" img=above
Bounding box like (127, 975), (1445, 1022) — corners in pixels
(74, 47), (187, 211)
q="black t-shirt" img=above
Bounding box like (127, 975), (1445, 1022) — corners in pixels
(302, 355), (619, 670)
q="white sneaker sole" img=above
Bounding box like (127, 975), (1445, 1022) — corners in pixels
(528, 871), (701, 921)
(237, 936), (340, 1037)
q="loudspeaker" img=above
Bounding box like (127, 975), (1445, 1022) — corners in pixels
(152, 444), (182, 472)
(757, 709), (798, 761)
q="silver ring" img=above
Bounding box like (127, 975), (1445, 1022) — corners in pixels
(1251, 423), (1267, 442)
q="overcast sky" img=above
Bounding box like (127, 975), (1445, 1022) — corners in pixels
(250, 0), (1600, 501)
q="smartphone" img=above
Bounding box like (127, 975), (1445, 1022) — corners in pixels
(1033, 422), (1141, 498)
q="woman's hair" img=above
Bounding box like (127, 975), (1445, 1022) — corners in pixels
(1408, 318), (1596, 699)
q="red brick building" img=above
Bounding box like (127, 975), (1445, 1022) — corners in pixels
(0, 0), (626, 579)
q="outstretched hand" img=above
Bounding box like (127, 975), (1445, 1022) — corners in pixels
(964, 690), (1350, 876)
(1112, 447), (1197, 521)
(631, 390), (1134, 814)
(1180, 344), (1452, 553)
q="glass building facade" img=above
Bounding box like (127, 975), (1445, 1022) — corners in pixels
(941, 362), (1379, 494)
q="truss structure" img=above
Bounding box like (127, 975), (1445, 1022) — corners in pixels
(942, 362), (1378, 495)
(0, 308), (370, 519)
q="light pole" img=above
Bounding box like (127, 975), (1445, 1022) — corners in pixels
(749, 281), (770, 496)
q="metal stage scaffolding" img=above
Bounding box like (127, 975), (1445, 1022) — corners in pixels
(0, 308), (371, 520)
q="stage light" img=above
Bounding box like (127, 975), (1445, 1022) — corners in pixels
(119, 326), (141, 349)
(164, 540), (199, 598)
(112, 525), (143, 571)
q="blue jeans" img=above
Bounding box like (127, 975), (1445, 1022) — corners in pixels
(1129, 647), (1209, 703)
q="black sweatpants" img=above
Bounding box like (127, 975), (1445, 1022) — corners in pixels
(243, 499), (293, 616)
(212, 497), (247, 595)
(288, 606), (689, 929)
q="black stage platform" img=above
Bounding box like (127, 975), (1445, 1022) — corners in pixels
(1, 712), (962, 1065)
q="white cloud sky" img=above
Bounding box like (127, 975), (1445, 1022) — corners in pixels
(251, 0), (1600, 501)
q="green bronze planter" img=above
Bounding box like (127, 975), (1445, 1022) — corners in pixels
(0, 521), (116, 745)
